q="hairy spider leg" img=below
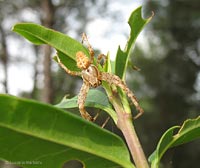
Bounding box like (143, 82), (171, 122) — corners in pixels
(91, 109), (110, 128)
(93, 111), (100, 121)
(81, 33), (95, 63)
(101, 72), (144, 119)
(101, 116), (110, 128)
(77, 81), (93, 121)
(56, 55), (81, 76)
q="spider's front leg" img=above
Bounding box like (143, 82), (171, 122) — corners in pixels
(56, 55), (81, 76)
(81, 33), (94, 63)
(78, 81), (93, 121)
(101, 72), (144, 119)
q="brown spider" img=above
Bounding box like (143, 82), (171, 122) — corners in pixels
(56, 33), (144, 121)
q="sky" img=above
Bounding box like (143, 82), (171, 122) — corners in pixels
(86, 0), (142, 59)
(0, 0), (145, 96)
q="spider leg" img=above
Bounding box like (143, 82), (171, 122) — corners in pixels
(92, 109), (110, 127)
(82, 33), (95, 63)
(101, 72), (144, 119)
(78, 81), (93, 121)
(97, 54), (107, 67)
(101, 116), (110, 128)
(93, 111), (100, 121)
(56, 55), (81, 76)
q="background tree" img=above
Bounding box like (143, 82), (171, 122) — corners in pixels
(40, 0), (55, 103)
(0, 24), (8, 93)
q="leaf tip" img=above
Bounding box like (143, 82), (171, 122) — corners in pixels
(11, 23), (18, 32)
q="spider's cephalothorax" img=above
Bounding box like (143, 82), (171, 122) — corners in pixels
(57, 33), (144, 121)
(82, 65), (102, 88)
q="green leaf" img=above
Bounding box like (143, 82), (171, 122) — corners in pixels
(149, 116), (200, 168)
(115, 6), (153, 79)
(55, 89), (117, 124)
(148, 126), (179, 168)
(12, 23), (88, 71)
(172, 116), (200, 146)
(0, 94), (134, 168)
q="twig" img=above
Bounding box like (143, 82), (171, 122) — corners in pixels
(110, 95), (149, 168)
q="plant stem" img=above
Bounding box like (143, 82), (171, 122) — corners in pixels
(111, 96), (149, 168)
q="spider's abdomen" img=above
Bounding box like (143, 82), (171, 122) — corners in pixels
(76, 51), (90, 70)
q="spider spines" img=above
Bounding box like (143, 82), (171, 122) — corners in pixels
(78, 82), (93, 121)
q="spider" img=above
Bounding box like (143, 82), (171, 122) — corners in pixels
(56, 33), (144, 121)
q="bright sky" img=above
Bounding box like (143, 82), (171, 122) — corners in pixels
(1, 0), (144, 96)
(86, 0), (142, 59)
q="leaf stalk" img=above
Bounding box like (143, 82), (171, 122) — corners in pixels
(105, 87), (149, 168)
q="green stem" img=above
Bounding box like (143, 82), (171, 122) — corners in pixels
(103, 83), (149, 167)
(111, 94), (149, 168)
